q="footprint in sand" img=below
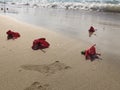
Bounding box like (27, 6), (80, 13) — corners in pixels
(21, 61), (71, 75)
(24, 82), (51, 90)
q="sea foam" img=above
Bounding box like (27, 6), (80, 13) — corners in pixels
(4, 1), (120, 13)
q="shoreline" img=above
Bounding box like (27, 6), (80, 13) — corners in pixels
(0, 14), (120, 90)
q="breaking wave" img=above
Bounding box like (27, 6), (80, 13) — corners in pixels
(37, 2), (120, 13)
(5, 1), (120, 13)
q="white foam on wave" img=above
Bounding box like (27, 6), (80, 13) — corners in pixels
(37, 2), (120, 12)
(7, 1), (120, 13)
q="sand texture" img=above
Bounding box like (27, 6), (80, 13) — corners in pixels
(0, 15), (120, 90)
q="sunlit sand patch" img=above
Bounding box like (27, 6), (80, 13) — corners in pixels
(24, 82), (51, 90)
(21, 61), (71, 75)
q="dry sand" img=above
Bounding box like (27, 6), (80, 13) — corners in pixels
(0, 15), (120, 90)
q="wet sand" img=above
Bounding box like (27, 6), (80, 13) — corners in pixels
(0, 15), (120, 90)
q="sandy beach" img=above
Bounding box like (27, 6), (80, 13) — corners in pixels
(0, 14), (120, 90)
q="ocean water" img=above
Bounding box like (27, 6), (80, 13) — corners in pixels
(1, 0), (120, 12)
(3, 6), (120, 51)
